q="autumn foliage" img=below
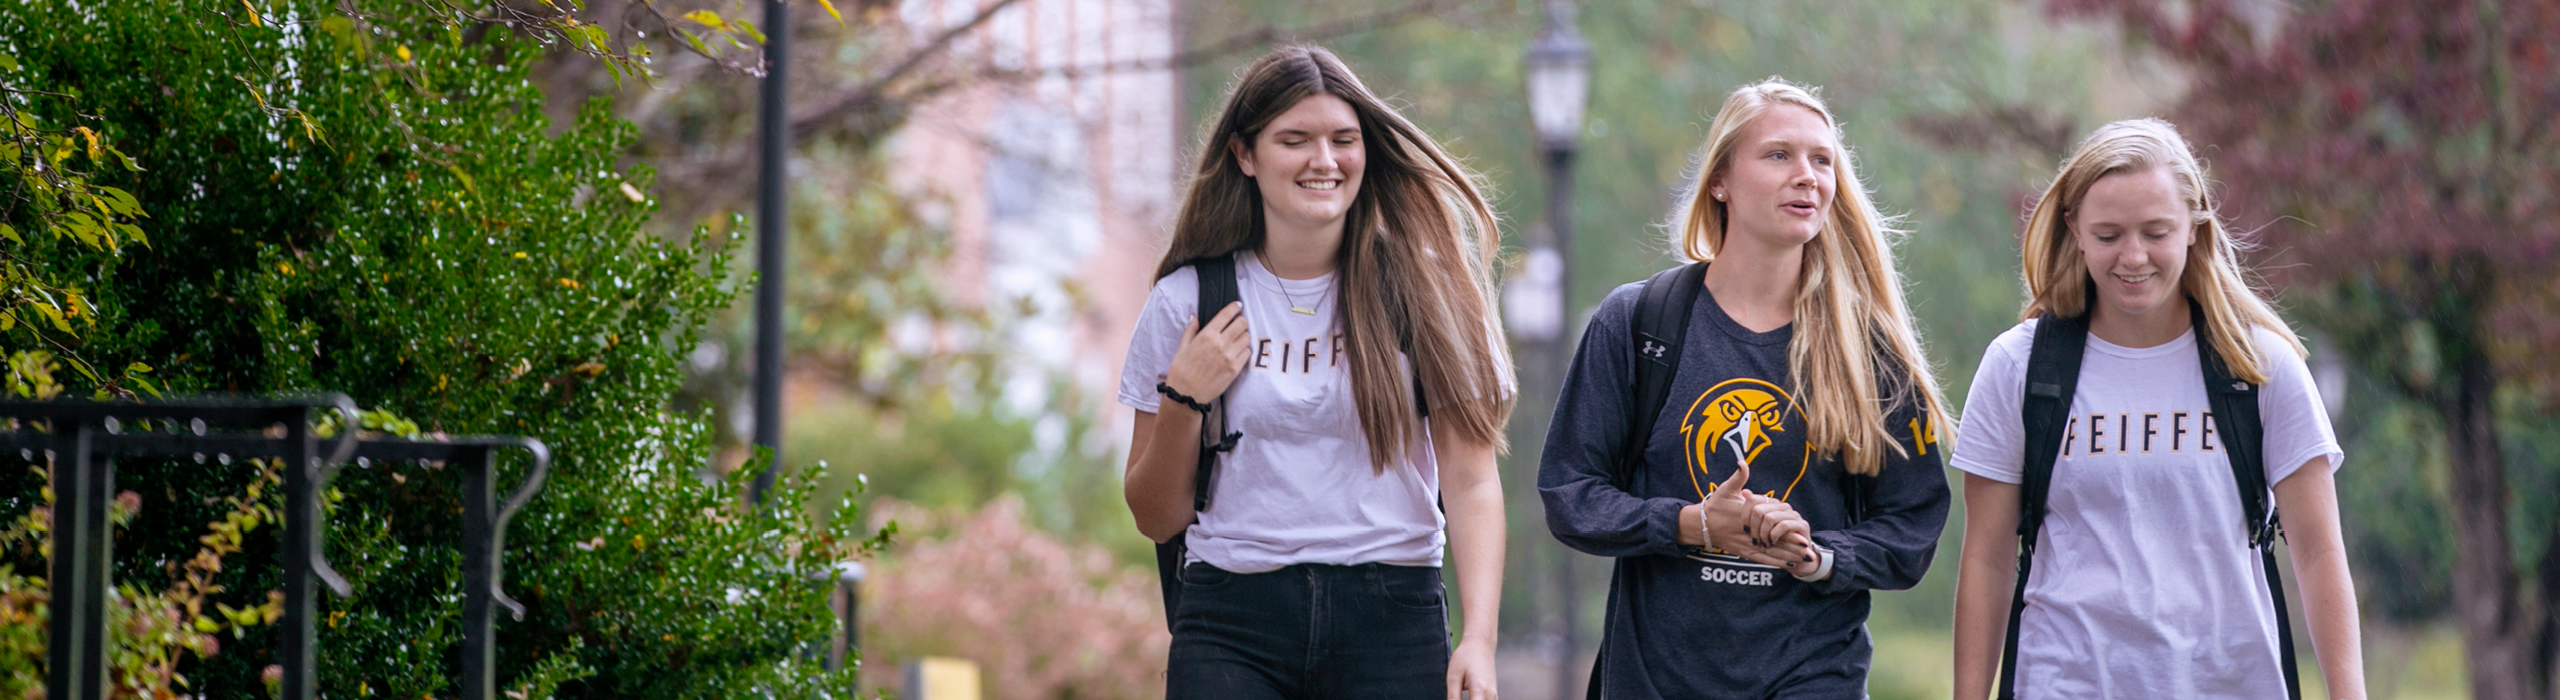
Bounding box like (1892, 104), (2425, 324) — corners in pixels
(2049, 0), (2560, 387)
(862, 497), (1168, 700)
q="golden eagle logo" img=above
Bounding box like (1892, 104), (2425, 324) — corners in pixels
(1693, 388), (1784, 467)
(1680, 379), (1806, 501)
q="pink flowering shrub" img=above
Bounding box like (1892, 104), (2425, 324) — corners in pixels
(861, 496), (1167, 700)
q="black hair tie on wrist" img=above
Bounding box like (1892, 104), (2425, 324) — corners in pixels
(1157, 381), (1213, 414)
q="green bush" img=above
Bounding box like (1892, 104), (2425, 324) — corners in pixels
(0, 1), (885, 696)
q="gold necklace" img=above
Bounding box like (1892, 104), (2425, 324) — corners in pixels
(1279, 280), (1319, 315)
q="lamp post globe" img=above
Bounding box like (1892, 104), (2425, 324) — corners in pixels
(1524, 2), (1590, 149)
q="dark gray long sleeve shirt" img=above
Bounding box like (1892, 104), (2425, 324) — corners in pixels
(1539, 280), (1951, 699)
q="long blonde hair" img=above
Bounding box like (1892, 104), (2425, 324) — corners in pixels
(1156, 45), (1515, 470)
(2019, 117), (2306, 383)
(1668, 77), (1949, 476)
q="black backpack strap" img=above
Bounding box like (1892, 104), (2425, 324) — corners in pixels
(1618, 261), (1709, 488)
(1999, 311), (2088, 700)
(1156, 253), (1244, 629)
(2190, 299), (2278, 551)
(1410, 337), (1430, 420)
(1844, 467), (1878, 525)
(1585, 558), (1624, 700)
(1153, 536), (1190, 629)
(1188, 253), (1244, 512)
(2190, 299), (2301, 700)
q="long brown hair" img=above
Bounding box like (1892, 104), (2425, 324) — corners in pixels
(2019, 117), (2305, 384)
(1667, 78), (1950, 476)
(1155, 45), (1514, 471)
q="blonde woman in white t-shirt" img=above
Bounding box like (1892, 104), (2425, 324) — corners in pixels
(1116, 45), (1514, 700)
(1948, 118), (2367, 699)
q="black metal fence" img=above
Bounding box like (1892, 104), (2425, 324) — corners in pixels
(0, 395), (549, 700)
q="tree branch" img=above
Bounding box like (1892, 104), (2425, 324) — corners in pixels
(647, 0), (1463, 223)
(985, 0), (1460, 81)
(789, 0), (1460, 142)
(786, 0), (1030, 139)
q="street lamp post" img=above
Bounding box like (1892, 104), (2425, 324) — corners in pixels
(750, 0), (790, 508)
(1521, 3), (1589, 698)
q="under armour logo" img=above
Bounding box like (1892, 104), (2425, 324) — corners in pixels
(1641, 341), (1667, 358)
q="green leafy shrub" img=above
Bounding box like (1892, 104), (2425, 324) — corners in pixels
(0, 1), (888, 696)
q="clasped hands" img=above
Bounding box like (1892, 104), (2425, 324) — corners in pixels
(1679, 459), (1825, 579)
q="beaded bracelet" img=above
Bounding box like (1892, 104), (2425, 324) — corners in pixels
(1157, 381), (1213, 414)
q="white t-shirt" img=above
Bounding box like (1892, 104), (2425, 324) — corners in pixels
(1949, 319), (2343, 699)
(1116, 252), (1445, 574)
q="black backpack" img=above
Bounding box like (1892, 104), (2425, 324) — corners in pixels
(1587, 261), (1877, 700)
(1153, 254), (1244, 626)
(1996, 299), (2298, 700)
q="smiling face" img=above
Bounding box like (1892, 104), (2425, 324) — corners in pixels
(1233, 93), (1366, 233)
(2069, 165), (2195, 321)
(1710, 104), (1838, 252)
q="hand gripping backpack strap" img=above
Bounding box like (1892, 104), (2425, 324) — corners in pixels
(1999, 312), (2088, 700)
(2190, 298), (2301, 700)
(1617, 262), (1709, 488)
(1154, 253), (1244, 629)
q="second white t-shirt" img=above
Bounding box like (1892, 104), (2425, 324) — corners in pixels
(1117, 252), (1444, 574)
(1949, 319), (2343, 699)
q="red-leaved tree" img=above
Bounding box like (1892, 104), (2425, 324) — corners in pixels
(2052, 0), (2560, 697)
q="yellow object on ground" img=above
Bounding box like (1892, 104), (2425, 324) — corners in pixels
(905, 656), (982, 700)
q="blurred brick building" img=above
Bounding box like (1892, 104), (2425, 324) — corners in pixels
(888, 0), (1186, 453)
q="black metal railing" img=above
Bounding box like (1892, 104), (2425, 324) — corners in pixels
(353, 435), (550, 700)
(0, 395), (549, 700)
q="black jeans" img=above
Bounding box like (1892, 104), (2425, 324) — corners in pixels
(1166, 562), (1451, 699)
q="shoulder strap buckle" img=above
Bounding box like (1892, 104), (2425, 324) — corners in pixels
(2250, 513), (2284, 550)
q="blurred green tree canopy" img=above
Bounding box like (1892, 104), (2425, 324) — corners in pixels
(0, 0), (885, 696)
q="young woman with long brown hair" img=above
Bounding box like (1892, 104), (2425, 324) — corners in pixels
(1948, 118), (2364, 699)
(1117, 45), (1513, 700)
(1539, 78), (1953, 698)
